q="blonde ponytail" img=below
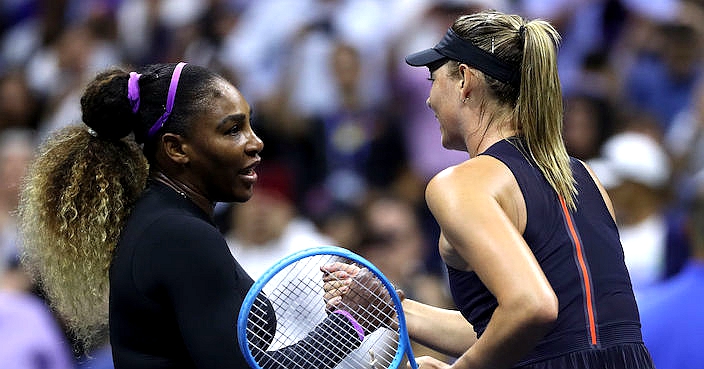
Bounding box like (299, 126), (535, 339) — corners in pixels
(448, 12), (576, 207)
(516, 20), (576, 208)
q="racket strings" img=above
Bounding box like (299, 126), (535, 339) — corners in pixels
(248, 287), (364, 369)
(244, 254), (403, 369)
(252, 320), (363, 369)
(330, 277), (402, 369)
(339, 273), (398, 327)
(249, 295), (375, 369)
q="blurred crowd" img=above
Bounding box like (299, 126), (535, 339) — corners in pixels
(1, 0), (704, 368)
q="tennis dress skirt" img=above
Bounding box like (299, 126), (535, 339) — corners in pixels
(516, 343), (654, 369)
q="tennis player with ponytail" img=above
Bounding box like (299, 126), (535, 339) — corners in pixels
(18, 62), (385, 369)
(327, 10), (655, 369)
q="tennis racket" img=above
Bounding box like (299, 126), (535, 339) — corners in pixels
(237, 245), (418, 369)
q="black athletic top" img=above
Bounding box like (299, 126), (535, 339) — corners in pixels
(109, 181), (360, 369)
(446, 138), (647, 367)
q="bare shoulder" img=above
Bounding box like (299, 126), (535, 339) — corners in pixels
(426, 155), (518, 207)
(426, 155), (526, 232)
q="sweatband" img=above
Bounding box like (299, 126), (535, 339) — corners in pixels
(333, 309), (365, 341)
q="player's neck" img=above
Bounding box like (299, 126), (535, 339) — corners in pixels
(151, 171), (215, 217)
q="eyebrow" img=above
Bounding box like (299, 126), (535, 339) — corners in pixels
(218, 113), (247, 129)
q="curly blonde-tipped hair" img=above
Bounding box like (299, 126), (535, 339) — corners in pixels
(18, 125), (148, 348)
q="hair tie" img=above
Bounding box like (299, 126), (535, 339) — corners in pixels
(148, 62), (187, 137)
(519, 24), (526, 39)
(127, 72), (142, 113)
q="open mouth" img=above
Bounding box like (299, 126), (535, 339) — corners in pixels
(239, 161), (260, 183)
(239, 167), (256, 176)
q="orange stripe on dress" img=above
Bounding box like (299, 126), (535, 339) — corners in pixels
(559, 196), (598, 346)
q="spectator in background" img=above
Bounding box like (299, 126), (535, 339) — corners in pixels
(666, 76), (704, 200)
(116, 0), (211, 65)
(0, 71), (42, 132)
(356, 193), (450, 308)
(638, 171), (704, 369)
(355, 192), (453, 369)
(624, 20), (702, 131)
(524, 0), (631, 97)
(0, 129), (35, 272)
(31, 22), (121, 139)
(219, 0), (393, 118)
(225, 162), (333, 280)
(564, 49), (623, 117)
(239, 91), (324, 215)
(0, 129), (74, 369)
(390, 0), (482, 183)
(307, 41), (408, 211)
(589, 128), (689, 293)
(562, 92), (615, 160)
(315, 203), (365, 252)
(181, 0), (245, 75)
(1, 260), (75, 369)
(0, 16), (90, 365)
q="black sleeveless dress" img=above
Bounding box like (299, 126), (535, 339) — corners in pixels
(446, 137), (655, 368)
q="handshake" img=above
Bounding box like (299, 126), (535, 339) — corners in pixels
(320, 262), (397, 338)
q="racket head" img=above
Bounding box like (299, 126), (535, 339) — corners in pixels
(237, 245), (417, 369)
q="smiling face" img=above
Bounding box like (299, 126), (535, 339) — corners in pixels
(182, 78), (263, 203)
(426, 62), (466, 151)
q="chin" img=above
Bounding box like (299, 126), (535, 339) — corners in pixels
(235, 191), (255, 203)
(441, 135), (467, 152)
(220, 190), (253, 203)
(441, 138), (461, 151)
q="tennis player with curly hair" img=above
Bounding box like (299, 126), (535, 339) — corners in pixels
(18, 62), (385, 369)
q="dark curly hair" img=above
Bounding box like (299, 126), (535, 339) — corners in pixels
(18, 63), (225, 348)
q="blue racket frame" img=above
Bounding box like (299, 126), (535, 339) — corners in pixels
(237, 245), (418, 369)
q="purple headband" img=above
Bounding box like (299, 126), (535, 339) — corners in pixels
(127, 72), (142, 113)
(148, 62), (188, 137)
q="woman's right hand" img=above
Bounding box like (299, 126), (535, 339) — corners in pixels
(321, 262), (394, 334)
(321, 262), (361, 309)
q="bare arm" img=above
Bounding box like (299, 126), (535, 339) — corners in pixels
(424, 157), (558, 369)
(322, 264), (477, 358)
(402, 298), (477, 356)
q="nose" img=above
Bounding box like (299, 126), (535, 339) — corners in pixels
(245, 129), (264, 155)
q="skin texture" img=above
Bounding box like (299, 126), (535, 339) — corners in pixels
(154, 78), (263, 215)
(324, 59), (618, 369)
(414, 59), (619, 369)
(16, 67), (266, 350)
(395, 62), (557, 369)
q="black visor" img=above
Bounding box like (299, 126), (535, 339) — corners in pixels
(405, 28), (520, 87)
